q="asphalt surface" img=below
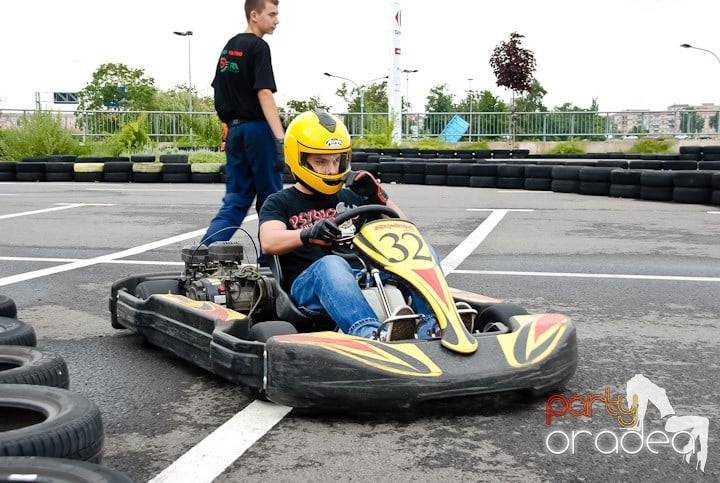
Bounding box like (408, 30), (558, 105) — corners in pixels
(1, 181), (718, 482)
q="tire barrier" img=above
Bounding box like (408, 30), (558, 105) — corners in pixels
(0, 345), (69, 388)
(2, 149), (720, 206)
(0, 384), (104, 462)
(0, 316), (37, 347)
(0, 457), (133, 483)
(0, 294), (18, 318)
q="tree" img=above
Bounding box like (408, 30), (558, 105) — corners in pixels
(285, 96), (331, 114)
(680, 108), (704, 134)
(78, 63), (156, 111)
(334, 82), (388, 114)
(423, 84), (456, 137)
(489, 32), (537, 144)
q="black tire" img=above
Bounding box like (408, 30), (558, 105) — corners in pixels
(524, 178), (552, 191)
(74, 172), (104, 183)
(610, 184), (641, 199)
(672, 187), (712, 204)
(0, 317), (36, 347)
(551, 180), (580, 193)
(0, 295), (17, 318)
(641, 171), (674, 187)
(497, 177), (524, 189)
(103, 172), (133, 183)
(132, 172), (162, 183)
(46, 172), (76, 182)
(446, 175), (470, 186)
(135, 280), (181, 299)
(131, 154), (156, 162)
(162, 172), (192, 183)
(0, 346), (69, 388)
(579, 181), (610, 196)
(640, 186), (673, 201)
(469, 176), (497, 188)
(0, 384), (104, 462)
(191, 172), (222, 183)
(248, 321), (297, 343)
(552, 165), (582, 180)
(425, 174), (447, 185)
(579, 167), (614, 182)
(162, 163), (192, 174)
(159, 154), (189, 164)
(403, 173), (426, 185)
(477, 304), (529, 331)
(0, 457), (133, 483)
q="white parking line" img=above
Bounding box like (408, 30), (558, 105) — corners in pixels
(441, 209), (533, 274)
(451, 269), (720, 283)
(149, 401), (292, 483)
(0, 203), (114, 220)
(0, 256), (184, 266)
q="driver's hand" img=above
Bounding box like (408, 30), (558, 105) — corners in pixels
(345, 170), (388, 205)
(300, 219), (341, 247)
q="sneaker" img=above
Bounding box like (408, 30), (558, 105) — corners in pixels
(432, 301), (478, 337)
(377, 305), (417, 341)
(455, 301), (477, 333)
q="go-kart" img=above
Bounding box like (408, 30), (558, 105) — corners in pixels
(109, 205), (577, 409)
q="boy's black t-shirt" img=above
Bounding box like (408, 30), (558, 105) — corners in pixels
(259, 187), (366, 285)
(212, 33), (277, 123)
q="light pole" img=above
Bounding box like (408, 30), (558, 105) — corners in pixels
(401, 69), (418, 111)
(324, 72), (388, 137)
(467, 78), (474, 142)
(174, 30), (193, 137)
(680, 43), (720, 137)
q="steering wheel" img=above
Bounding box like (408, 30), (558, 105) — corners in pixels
(330, 204), (401, 260)
(333, 204), (400, 226)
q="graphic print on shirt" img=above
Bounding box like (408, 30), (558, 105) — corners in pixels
(219, 49), (241, 73)
(288, 201), (358, 239)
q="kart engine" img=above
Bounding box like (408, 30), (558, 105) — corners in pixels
(179, 242), (274, 317)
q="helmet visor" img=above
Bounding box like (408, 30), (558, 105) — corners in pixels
(300, 151), (351, 181)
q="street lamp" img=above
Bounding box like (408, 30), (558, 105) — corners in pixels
(467, 78), (474, 142)
(680, 43), (720, 65)
(324, 72), (388, 136)
(173, 30), (193, 137)
(680, 43), (720, 137)
(401, 69), (418, 111)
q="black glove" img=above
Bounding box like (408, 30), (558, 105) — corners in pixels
(345, 170), (389, 205)
(274, 138), (285, 171)
(300, 219), (341, 247)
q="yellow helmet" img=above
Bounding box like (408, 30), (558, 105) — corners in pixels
(284, 109), (351, 195)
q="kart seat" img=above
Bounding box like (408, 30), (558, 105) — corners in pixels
(267, 255), (335, 332)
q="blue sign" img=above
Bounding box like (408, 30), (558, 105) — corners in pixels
(438, 115), (469, 143)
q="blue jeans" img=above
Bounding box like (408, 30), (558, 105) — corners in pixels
(203, 120), (283, 247)
(290, 255), (439, 339)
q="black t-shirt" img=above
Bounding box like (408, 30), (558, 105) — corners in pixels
(259, 187), (367, 285)
(212, 33), (277, 123)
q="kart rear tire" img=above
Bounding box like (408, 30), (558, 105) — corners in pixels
(248, 321), (297, 343)
(0, 457), (133, 483)
(0, 346), (69, 388)
(0, 295), (18, 318)
(135, 280), (181, 299)
(0, 317), (37, 347)
(477, 304), (528, 331)
(0, 384), (104, 462)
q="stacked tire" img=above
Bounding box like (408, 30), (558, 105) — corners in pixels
(0, 294), (132, 481)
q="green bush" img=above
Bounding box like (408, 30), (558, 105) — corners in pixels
(0, 110), (82, 160)
(189, 150), (226, 164)
(545, 140), (585, 155)
(628, 137), (672, 154)
(353, 115), (396, 148)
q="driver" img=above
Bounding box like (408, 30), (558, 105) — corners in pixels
(258, 109), (418, 341)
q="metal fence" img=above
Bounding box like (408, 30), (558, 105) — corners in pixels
(2, 108), (719, 142)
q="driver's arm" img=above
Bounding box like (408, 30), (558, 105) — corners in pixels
(259, 220), (303, 255)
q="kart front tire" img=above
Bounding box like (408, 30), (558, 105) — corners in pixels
(134, 280), (181, 299)
(0, 295), (17, 318)
(248, 321), (297, 343)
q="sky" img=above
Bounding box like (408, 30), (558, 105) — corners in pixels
(1, 0), (719, 113)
